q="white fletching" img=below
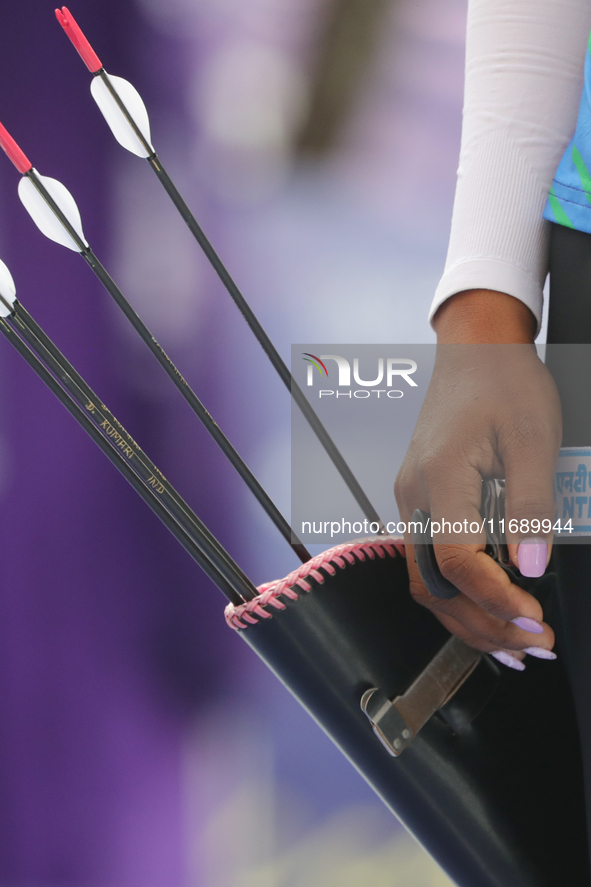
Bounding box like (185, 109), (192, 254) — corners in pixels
(91, 73), (153, 158)
(0, 259), (16, 317)
(18, 173), (88, 252)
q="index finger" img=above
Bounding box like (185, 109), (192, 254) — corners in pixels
(425, 459), (487, 547)
(414, 455), (545, 622)
(432, 542), (545, 625)
(406, 543), (551, 652)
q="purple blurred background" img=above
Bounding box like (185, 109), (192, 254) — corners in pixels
(0, 0), (465, 883)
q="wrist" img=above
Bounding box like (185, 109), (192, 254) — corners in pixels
(433, 290), (537, 344)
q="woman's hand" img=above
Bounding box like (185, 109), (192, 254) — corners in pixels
(394, 290), (561, 667)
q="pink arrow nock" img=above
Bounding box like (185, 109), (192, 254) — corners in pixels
(55, 7), (102, 74)
(0, 122), (32, 175)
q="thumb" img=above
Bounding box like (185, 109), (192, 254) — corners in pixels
(503, 434), (558, 578)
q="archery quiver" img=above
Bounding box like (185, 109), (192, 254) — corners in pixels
(226, 537), (588, 887)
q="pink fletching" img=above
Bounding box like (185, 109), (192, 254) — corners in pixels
(55, 7), (102, 73)
(0, 122), (32, 174)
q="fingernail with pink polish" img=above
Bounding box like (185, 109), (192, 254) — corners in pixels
(517, 541), (547, 578)
(491, 650), (526, 671)
(512, 616), (544, 634)
(523, 647), (557, 660)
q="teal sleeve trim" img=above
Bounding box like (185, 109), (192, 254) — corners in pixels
(545, 44), (591, 232)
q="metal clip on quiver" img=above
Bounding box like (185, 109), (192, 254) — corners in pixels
(231, 479), (588, 887)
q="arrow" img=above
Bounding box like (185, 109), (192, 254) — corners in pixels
(18, 171), (87, 251)
(0, 258), (17, 317)
(56, 6), (153, 158)
(0, 258), (255, 604)
(56, 5), (386, 533)
(91, 74), (153, 158)
(0, 117), (309, 563)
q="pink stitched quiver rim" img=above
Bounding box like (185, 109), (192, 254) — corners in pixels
(225, 537), (405, 630)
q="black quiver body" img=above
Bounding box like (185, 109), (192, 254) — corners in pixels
(226, 537), (589, 887)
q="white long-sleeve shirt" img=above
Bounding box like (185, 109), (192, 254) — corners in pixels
(429, 0), (591, 331)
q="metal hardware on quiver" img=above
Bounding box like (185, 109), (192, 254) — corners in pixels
(360, 635), (481, 756)
(229, 539), (589, 887)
